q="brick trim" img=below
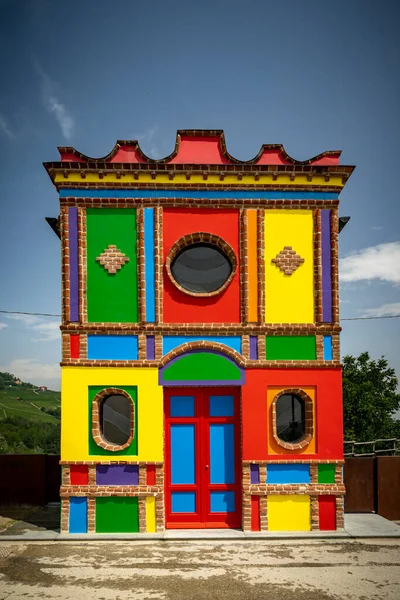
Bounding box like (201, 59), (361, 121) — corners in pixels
(154, 206), (163, 324)
(137, 207), (146, 323)
(91, 388), (135, 452)
(60, 207), (69, 323)
(61, 323), (342, 334)
(314, 209), (322, 323)
(77, 207), (87, 322)
(331, 209), (340, 324)
(257, 209), (265, 323)
(271, 388), (314, 451)
(165, 232), (238, 298)
(60, 197), (341, 211)
(240, 209), (247, 323)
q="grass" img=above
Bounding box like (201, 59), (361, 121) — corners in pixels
(0, 386), (60, 424)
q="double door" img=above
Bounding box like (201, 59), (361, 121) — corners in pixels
(165, 387), (241, 528)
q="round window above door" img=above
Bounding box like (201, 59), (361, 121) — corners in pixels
(166, 233), (237, 297)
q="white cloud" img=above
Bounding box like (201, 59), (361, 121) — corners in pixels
(33, 58), (74, 140)
(0, 322), (8, 330)
(5, 313), (60, 342)
(31, 321), (60, 342)
(5, 313), (42, 326)
(0, 358), (60, 390)
(133, 125), (160, 157)
(0, 114), (16, 140)
(340, 241), (400, 284)
(362, 302), (400, 318)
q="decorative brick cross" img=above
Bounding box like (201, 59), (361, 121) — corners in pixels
(96, 245), (130, 274)
(271, 246), (304, 275)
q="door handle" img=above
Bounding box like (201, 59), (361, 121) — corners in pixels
(205, 465), (209, 469)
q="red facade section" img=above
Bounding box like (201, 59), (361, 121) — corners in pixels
(70, 465), (89, 485)
(318, 496), (336, 530)
(162, 208), (241, 323)
(242, 369), (343, 461)
(251, 495), (261, 531)
(70, 335), (80, 359)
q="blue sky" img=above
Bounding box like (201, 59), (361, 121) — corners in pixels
(0, 0), (399, 393)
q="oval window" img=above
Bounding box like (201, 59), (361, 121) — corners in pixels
(170, 242), (233, 294)
(276, 393), (305, 443)
(100, 394), (131, 445)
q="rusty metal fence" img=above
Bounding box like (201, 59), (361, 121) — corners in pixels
(0, 453), (399, 520)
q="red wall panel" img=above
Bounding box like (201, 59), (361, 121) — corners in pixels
(70, 465), (89, 485)
(318, 496), (336, 530)
(162, 208), (241, 323)
(242, 368), (343, 461)
(251, 495), (261, 531)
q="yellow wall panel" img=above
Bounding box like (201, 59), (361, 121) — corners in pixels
(265, 210), (314, 323)
(267, 386), (316, 455)
(54, 172), (344, 188)
(267, 495), (311, 531)
(146, 496), (157, 533)
(61, 366), (163, 462)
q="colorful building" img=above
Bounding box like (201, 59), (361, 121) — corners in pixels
(44, 130), (354, 534)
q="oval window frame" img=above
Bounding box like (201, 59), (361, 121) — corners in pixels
(92, 387), (135, 452)
(165, 232), (238, 297)
(271, 388), (314, 451)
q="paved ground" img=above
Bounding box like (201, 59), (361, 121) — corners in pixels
(0, 538), (399, 600)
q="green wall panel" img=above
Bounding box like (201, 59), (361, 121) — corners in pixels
(95, 497), (139, 533)
(163, 352), (241, 381)
(318, 464), (336, 484)
(86, 208), (138, 322)
(265, 336), (316, 360)
(88, 386), (138, 456)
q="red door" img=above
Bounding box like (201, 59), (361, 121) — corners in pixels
(165, 387), (242, 528)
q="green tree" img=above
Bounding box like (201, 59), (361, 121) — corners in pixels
(343, 352), (400, 442)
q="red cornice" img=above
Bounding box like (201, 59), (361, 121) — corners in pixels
(56, 130), (342, 166)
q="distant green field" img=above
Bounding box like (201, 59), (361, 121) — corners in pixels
(0, 387), (61, 424)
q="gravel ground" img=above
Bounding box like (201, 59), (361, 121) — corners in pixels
(0, 538), (399, 600)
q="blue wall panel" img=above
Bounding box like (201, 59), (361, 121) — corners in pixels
(171, 492), (196, 513)
(144, 208), (155, 322)
(210, 424), (235, 484)
(87, 335), (138, 360)
(162, 336), (242, 356)
(69, 497), (87, 533)
(323, 336), (333, 360)
(267, 464), (310, 484)
(210, 491), (235, 513)
(170, 424), (195, 484)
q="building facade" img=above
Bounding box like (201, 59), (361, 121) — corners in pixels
(45, 130), (354, 534)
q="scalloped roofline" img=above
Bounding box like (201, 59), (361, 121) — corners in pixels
(56, 129), (343, 166)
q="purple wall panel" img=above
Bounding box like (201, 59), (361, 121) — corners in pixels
(68, 207), (79, 322)
(249, 336), (258, 360)
(250, 464), (260, 484)
(96, 465), (139, 486)
(321, 209), (333, 322)
(146, 335), (155, 360)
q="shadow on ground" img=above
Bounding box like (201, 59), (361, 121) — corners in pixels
(0, 503), (60, 535)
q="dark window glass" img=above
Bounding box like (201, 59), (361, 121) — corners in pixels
(100, 394), (131, 445)
(171, 243), (232, 293)
(276, 394), (305, 443)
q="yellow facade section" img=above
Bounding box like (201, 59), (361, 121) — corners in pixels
(265, 210), (314, 323)
(146, 496), (157, 533)
(267, 495), (311, 531)
(61, 367), (163, 462)
(267, 386), (316, 455)
(54, 172), (344, 188)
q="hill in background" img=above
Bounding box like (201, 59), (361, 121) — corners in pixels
(0, 372), (60, 454)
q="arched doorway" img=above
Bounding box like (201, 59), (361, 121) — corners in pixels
(161, 348), (244, 529)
